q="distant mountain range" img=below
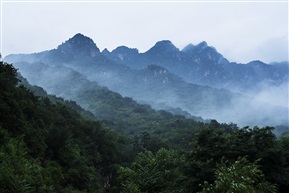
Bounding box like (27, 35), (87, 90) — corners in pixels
(102, 37), (288, 92)
(4, 33), (289, 126)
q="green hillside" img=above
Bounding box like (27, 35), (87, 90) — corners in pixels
(0, 61), (123, 192)
(1, 61), (289, 193)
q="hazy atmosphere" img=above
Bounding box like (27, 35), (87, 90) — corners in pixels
(1, 0), (289, 127)
(1, 1), (288, 63)
(1, 1), (289, 192)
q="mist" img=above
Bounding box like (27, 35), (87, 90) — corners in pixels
(207, 83), (289, 127)
(12, 58), (288, 128)
(151, 76), (288, 128)
(143, 81), (289, 128)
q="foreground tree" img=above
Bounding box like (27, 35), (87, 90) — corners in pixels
(118, 148), (185, 193)
(199, 157), (277, 193)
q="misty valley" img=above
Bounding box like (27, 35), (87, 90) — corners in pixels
(1, 33), (289, 193)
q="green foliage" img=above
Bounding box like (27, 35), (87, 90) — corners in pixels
(0, 62), (18, 88)
(0, 61), (120, 192)
(185, 125), (289, 192)
(0, 129), (54, 193)
(199, 157), (277, 193)
(118, 148), (185, 193)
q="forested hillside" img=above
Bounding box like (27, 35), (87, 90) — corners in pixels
(1, 61), (289, 192)
(9, 61), (212, 148)
(0, 61), (124, 192)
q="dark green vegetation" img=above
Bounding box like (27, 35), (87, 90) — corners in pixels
(1, 61), (289, 192)
(0, 61), (125, 192)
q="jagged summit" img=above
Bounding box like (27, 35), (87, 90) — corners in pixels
(181, 41), (228, 65)
(101, 48), (110, 55)
(59, 33), (97, 48)
(146, 40), (179, 54)
(196, 41), (208, 49)
(56, 33), (100, 58)
(111, 46), (139, 54)
(102, 46), (139, 63)
(182, 41), (209, 53)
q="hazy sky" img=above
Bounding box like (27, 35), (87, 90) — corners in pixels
(0, 0), (288, 63)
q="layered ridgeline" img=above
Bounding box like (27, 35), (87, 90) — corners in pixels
(14, 61), (208, 147)
(103, 39), (288, 92)
(5, 33), (288, 126)
(0, 60), (219, 192)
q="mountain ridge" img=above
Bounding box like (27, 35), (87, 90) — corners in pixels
(101, 37), (287, 92)
(4, 33), (288, 127)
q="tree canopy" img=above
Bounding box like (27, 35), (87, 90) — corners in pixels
(1, 61), (289, 192)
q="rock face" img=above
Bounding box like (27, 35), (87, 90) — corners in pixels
(56, 33), (101, 58)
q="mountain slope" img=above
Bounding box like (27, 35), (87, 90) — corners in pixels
(4, 33), (288, 127)
(11, 60), (210, 146)
(5, 34), (238, 119)
(2, 61), (289, 193)
(0, 61), (122, 192)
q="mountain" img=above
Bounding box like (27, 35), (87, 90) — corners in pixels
(104, 40), (288, 92)
(11, 60), (208, 135)
(102, 46), (139, 65)
(9, 58), (224, 121)
(4, 33), (288, 127)
(5, 34), (236, 117)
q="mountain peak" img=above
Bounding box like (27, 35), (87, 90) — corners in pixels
(102, 48), (110, 55)
(155, 40), (173, 46)
(111, 46), (139, 54)
(155, 40), (177, 48)
(147, 40), (179, 53)
(72, 33), (87, 39)
(181, 41), (228, 65)
(182, 41), (208, 53)
(182, 43), (195, 53)
(66, 33), (96, 47)
(57, 33), (100, 57)
(197, 41), (208, 49)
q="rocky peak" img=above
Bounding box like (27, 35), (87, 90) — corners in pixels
(182, 41), (208, 54)
(196, 41), (208, 50)
(147, 40), (179, 54)
(56, 33), (100, 58)
(182, 41), (228, 64)
(101, 48), (110, 55)
(111, 46), (139, 55)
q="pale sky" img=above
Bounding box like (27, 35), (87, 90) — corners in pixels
(0, 0), (288, 63)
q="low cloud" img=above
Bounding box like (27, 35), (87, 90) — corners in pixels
(204, 82), (289, 127)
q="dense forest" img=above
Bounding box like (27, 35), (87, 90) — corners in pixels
(1, 60), (289, 192)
